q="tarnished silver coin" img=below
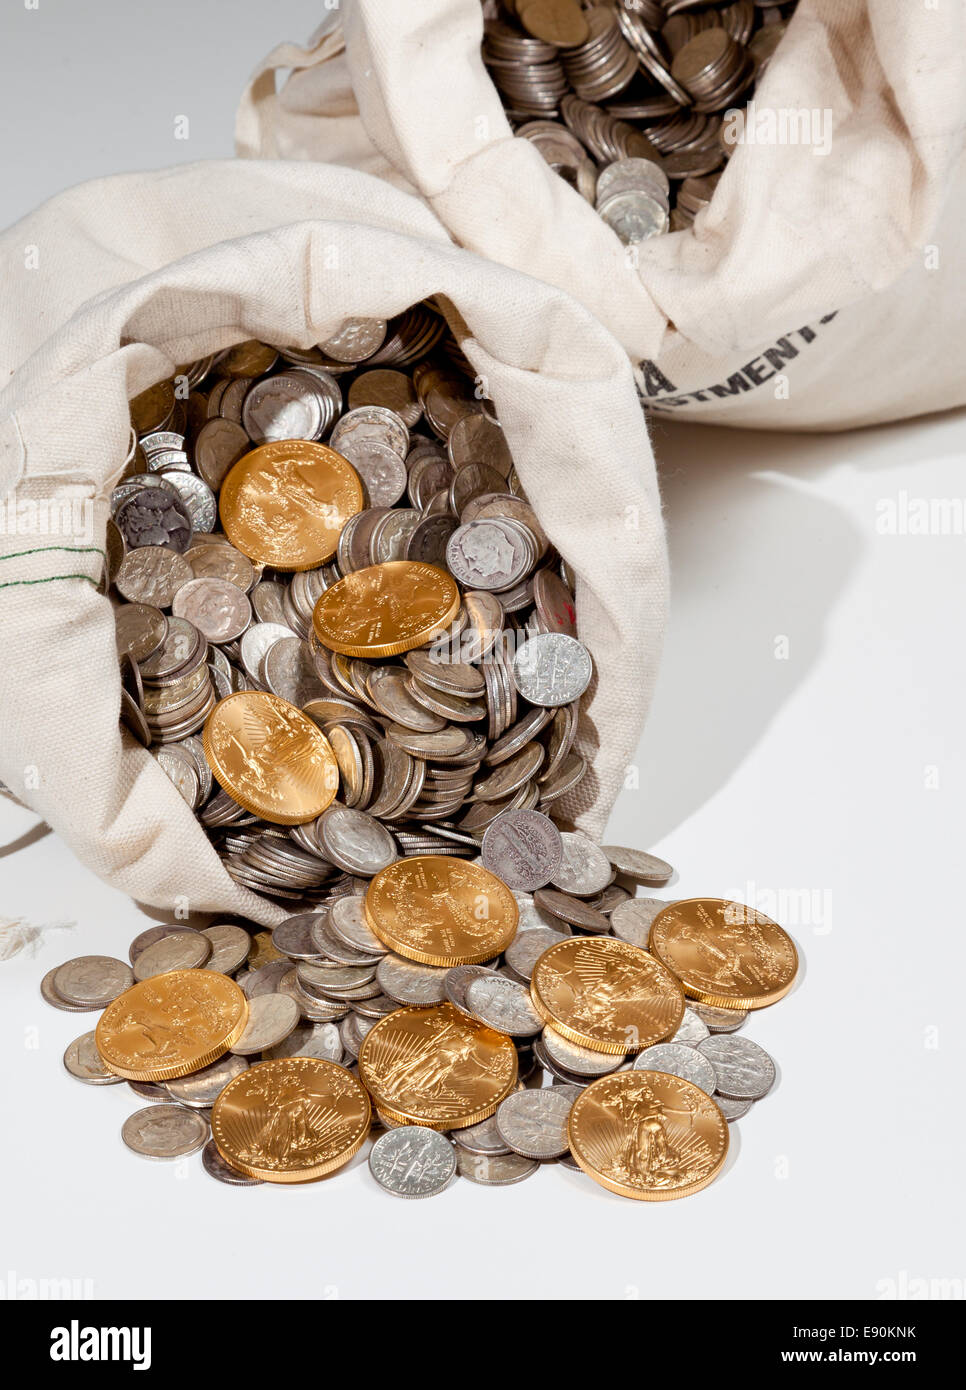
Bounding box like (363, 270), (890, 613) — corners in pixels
(202, 1138), (263, 1186)
(633, 1043), (717, 1094)
(239, 622), (294, 683)
(114, 602), (168, 663)
(671, 1008), (711, 1046)
(132, 933), (211, 980)
(697, 1035), (776, 1100)
(244, 960), (295, 997)
(551, 830), (613, 896)
(52, 956), (133, 1008)
(121, 1105), (209, 1160)
(264, 1021), (344, 1062)
(511, 632), (592, 707)
(200, 922), (251, 975)
(692, 1003), (749, 1033)
(541, 1025), (625, 1077)
(63, 1031), (123, 1085)
(609, 896), (667, 947)
(481, 809), (562, 891)
(533, 888), (610, 933)
(272, 914), (328, 961)
(159, 471), (217, 534)
(495, 1085), (581, 1160)
(602, 844), (674, 886)
(446, 518), (532, 591)
(456, 1149), (539, 1186)
(464, 973), (544, 1036)
(368, 1126), (457, 1199)
(165, 1052), (248, 1107)
(230, 993), (301, 1055)
(451, 1114), (512, 1156)
(376, 954), (448, 1006)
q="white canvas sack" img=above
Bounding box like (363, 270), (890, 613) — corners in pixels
(0, 160), (665, 926)
(239, 0), (966, 430)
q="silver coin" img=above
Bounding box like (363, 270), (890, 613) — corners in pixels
(376, 954), (448, 1006)
(158, 471), (217, 534)
(327, 896), (385, 955)
(132, 932), (211, 980)
(121, 1105), (209, 1160)
(451, 1114), (512, 1156)
(464, 974), (544, 1036)
(244, 960), (295, 997)
(697, 1035), (776, 1100)
(443, 963), (497, 1017)
(670, 1008), (711, 1046)
(263, 636), (329, 705)
(128, 1079), (176, 1102)
(446, 518), (532, 592)
(317, 803), (398, 875)
(602, 844), (674, 885)
(239, 622), (294, 683)
(230, 992), (301, 1055)
(52, 956), (133, 1008)
(319, 318), (388, 365)
(715, 1094), (754, 1122)
(495, 1085), (581, 1160)
(550, 831), (612, 896)
(202, 1138), (263, 1186)
(609, 896), (667, 947)
(242, 372), (325, 443)
(154, 747), (200, 807)
(692, 1003), (748, 1033)
(115, 487), (193, 553)
(481, 809), (562, 891)
(456, 1149), (539, 1186)
(633, 1043), (717, 1094)
(115, 546), (193, 606)
(165, 1052), (248, 1106)
(264, 1021), (344, 1062)
(368, 1126), (456, 1199)
(503, 926), (568, 981)
(511, 633), (592, 707)
(272, 913), (329, 960)
(63, 1031), (122, 1085)
(200, 922), (251, 975)
(171, 578), (251, 643)
(338, 438), (408, 507)
(541, 1025), (625, 1077)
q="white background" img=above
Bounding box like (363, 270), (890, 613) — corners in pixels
(2, 0), (965, 1303)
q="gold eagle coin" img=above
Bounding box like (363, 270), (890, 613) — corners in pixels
(649, 897), (798, 1010)
(364, 855), (519, 966)
(95, 970), (248, 1082)
(312, 560), (460, 658)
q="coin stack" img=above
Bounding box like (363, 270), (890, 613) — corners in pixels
(481, 0), (799, 238)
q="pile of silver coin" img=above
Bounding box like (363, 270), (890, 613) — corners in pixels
(105, 300), (599, 902)
(481, 0), (797, 238)
(45, 842), (778, 1192)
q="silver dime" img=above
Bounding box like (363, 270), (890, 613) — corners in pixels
(495, 1085), (581, 1160)
(239, 622), (295, 684)
(171, 578), (251, 643)
(202, 1138), (263, 1186)
(165, 1052), (248, 1107)
(376, 954), (449, 1006)
(697, 1035), (776, 1100)
(263, 635), (329, 705)
(446, 518), (532, 591)
(451, 1114), (512, 1157)
(121, 1105), (209, 1160)
(456, 1149), (539, 1186)
(443, 964), (497, 1017)
(464, 974), (544, 1036)
(670, 1008), (711, 1046)
(264, 1021), (344, 1063)
(272, 913), (328, 961)
(633, 1043), (717, 1094)
(115, 546), (193, 607)
(602, 844), (674, 886)
(715, 1094), (753, 1122)
(541, 1025), (625, 1077)
(242, 372), (325, 442)
(319, 317), (388, 365)
(63, 1031), (123, 1085)
(154, 747), (200, 807)
(511, 632), (592, 706)
(609, 896), (667, 947)
(503, 926), (569, 981)
(368, 1126), (457, 1199)
(327, 896), (385, 955)
(481, 809), (562, 891)
(52, 956), (133, 1008)
(159, 471), (217, 534)
(230, 992), (301, 1055)
(550, 831), (613, 896)
(132, 932), (211, 980)
(244, 960), (294, 997)
(317, 803), (398, 875)
(692, 1003), (748, 1033)
(200, 922), (252, 975)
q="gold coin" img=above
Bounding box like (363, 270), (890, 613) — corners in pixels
(312, 560), (460, 658)
(568, 1070), (729, 1201)
(212, 1057), (371, 1182)
(358, 1002), (518, 1130)
(202, 691), (339, 825)
(648, 897), (798, 1010)
(218, 440), (363, 571)
(247, 929), (284, 969)
(364, 856), (519, 966)
(95, 970), (248, 1082)
(530, 936), (685, 1055)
